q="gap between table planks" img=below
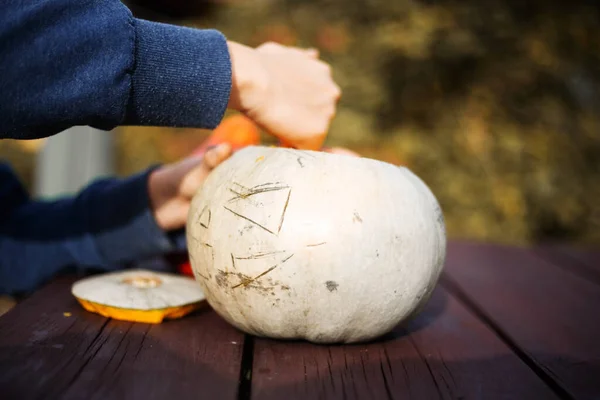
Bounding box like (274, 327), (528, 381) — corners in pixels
(0, 276), (245, 400)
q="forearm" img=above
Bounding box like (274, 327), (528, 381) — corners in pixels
(0, 167), (186, 295)
(226, 41), (266, 113)
(0, 0), (231, 139)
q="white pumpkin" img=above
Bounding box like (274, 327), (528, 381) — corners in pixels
(186, 146), (446, 343)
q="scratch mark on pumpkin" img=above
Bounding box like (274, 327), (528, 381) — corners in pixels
(231, 253), (236, 270)
(285, 149), (316, 159)
(228, 182), (289, 202)
(353, 212), (363, 223)
(232, 182), (250, 190)
(297, 157), (304, 167)
(253, 182), (283, 189)
(231, 254), (294, 289)
(196, 242), (214, 268)
(223, 206), (276, 235)
(277, 189), (292, 233)
(196, 206), (205, 223)
(197, 206), (211, 228)
(190, 252), (209, 281)
(306, 242), (326, 247)
(234, 250), (287, 260)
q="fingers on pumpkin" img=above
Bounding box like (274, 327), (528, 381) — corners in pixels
(204, 143), (232, 169)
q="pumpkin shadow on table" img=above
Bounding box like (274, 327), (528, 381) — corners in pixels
(378, 285), (450, 342)
(248, 287), (600, 399)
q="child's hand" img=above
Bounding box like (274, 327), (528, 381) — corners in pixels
(148, 144), (232, 231)
(227, 41), (341, 151)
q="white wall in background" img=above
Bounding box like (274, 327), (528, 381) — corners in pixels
(34, 127), (115, 199)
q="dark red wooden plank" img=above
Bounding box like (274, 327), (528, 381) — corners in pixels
(250, 285), (559, 400)
(0, 276), (109, 400)
(533, 244), (600, 286)
(560, 247), (600, 272)
(444, 241), (600, 400)
(61, 310), (245, 400)
(0, 275), (245, 400)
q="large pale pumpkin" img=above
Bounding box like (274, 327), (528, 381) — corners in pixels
(187, 146), (446, 343)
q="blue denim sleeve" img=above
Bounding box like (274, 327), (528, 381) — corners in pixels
(0, 163), (187, 296)
(0, 0), (232, 139)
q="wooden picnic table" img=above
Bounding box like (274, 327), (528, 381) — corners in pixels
(0, 240), (598, 400)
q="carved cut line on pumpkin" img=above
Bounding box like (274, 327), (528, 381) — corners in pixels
(188, 234), (212, 251)
(193, 242), (214, 280)
(231, 253), (294, 289)
(235, 250), (288, 259)
(279, 190), (292, 233)
(228, 182), (289, 201)
(223, 184), (292, 235)
(291, 150), (316, 168)
(231, 250), (291, 272)
(223, 206), (274, 234)
(197, 206), (211, 229)
(284, 149), (316, 159)
(196, 272), (210, 280)
(188, 234), (200, 245)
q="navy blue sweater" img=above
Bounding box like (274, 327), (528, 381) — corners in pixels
(0, 0), (232, 295)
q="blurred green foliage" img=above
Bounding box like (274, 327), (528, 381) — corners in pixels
(2, 0), (599, 246)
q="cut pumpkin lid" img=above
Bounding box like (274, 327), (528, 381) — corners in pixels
(71, 269), (205, 324)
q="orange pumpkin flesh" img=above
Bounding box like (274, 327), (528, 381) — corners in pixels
(75, 298), (200, 324)
(193, 114), (261, 155)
